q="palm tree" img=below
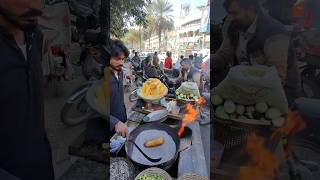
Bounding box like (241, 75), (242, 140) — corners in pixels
(143, 16), (156, 50)
(149, 0), (174, 51)
(123, 29), (141, 49)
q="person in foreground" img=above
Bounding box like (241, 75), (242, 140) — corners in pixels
(0, 0), (54, 179)
(213, 0), (300, 104)
(109, 39), (130, 138)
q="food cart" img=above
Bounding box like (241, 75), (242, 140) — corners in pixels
(211, 65), (295, 179)
(110, 80), (210, 180)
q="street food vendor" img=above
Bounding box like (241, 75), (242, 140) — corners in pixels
(212, 0), (300, 105)
(0, 0), (54, 179)
(174, 58), (202, 93)
(109, 39), (130, 137)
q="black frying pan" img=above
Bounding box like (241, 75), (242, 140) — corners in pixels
(125, 123), (180, 170)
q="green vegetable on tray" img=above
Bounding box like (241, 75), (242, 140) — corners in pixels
(224, 100), (236, 114)
(212, 91), (284, 121)
(137, 174), (165, 180)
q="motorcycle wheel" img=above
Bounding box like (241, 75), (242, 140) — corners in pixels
(82, 52), (102, 80)
(60, 95), (94, 126)
(301, 75), (320, 98)
(129, 89), (139, 102)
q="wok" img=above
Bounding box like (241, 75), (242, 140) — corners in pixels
(125, 123), (180, 170)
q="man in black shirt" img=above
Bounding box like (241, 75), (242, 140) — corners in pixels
(109, 40), (130, 137)
(0, 0), (54, 180)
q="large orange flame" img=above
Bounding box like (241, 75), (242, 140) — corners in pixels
(178, 103), (198, 137)
(238, 110), (306, 180)
(237, 133), (279, 180)
(272, 110), (306, 139)
(196, 96), (206, 106)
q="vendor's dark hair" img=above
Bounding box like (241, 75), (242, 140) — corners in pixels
(224, 0), (260, 12)
(104, 39), (129, 66)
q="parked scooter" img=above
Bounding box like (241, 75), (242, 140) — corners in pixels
(60, 80), (97, 126)
(40, 2), (75, 96)
(293, 29), (320, 98)
(67, 0), (104, 80)
(300, 51), (320, 98)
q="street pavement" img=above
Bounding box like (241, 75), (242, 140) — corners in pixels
(44, 67), (87, 179)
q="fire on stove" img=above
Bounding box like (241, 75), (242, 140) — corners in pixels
(237, 133), (279, 180)
(237, 110), (316, 180)
(178, 103), (198, 137)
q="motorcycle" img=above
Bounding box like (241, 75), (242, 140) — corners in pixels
(60, 34), (105, 126)
(59, 0), (106, 126)
(67, 0), (104, 80)
(78, 32), (105, 80)
(300, 51), (320, 98)
(40, 2), (75, 96)
(60, 80), (97, 126)
(293, 29), (320, 99)
(123, 57), (145, 92)
(123, 59), (135, 92)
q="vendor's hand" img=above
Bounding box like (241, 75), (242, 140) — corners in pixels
(115, 121), (129, 138)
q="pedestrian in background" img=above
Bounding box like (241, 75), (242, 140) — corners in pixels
(152, 51), (160, 66)
(172, 55), (183, 77)
(194, 53), (202, 69)
(188, 54), (194, 64)
(164, 51), (173, 69)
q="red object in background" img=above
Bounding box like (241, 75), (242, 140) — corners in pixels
(164, 57), (173, 69)
(153, 105), (162, 110)
(304, 11), (312, 28)
(309, 47), (320, 56)
(51, 46), (62, 55)
(292, 0), (306, 17)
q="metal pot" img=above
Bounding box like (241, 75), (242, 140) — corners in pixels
(125, 123), (180, 170)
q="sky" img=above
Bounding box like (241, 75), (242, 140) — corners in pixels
(128, 0), (208, 28)
(171, 0), (207, 18)
(170, 0), (208, 26)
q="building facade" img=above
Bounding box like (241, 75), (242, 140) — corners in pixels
(144, 1), (210, 57)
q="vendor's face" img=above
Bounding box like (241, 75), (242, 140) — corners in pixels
(227, 1), (252, 30)
(0, 0), (43, 30)
(110, 53), (126, 72)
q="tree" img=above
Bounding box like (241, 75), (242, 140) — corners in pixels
(122, 29), (142, 50)
(143, 16), (156, 49)
(149, 0), (174, 51)
(110, 0), (150, 38)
